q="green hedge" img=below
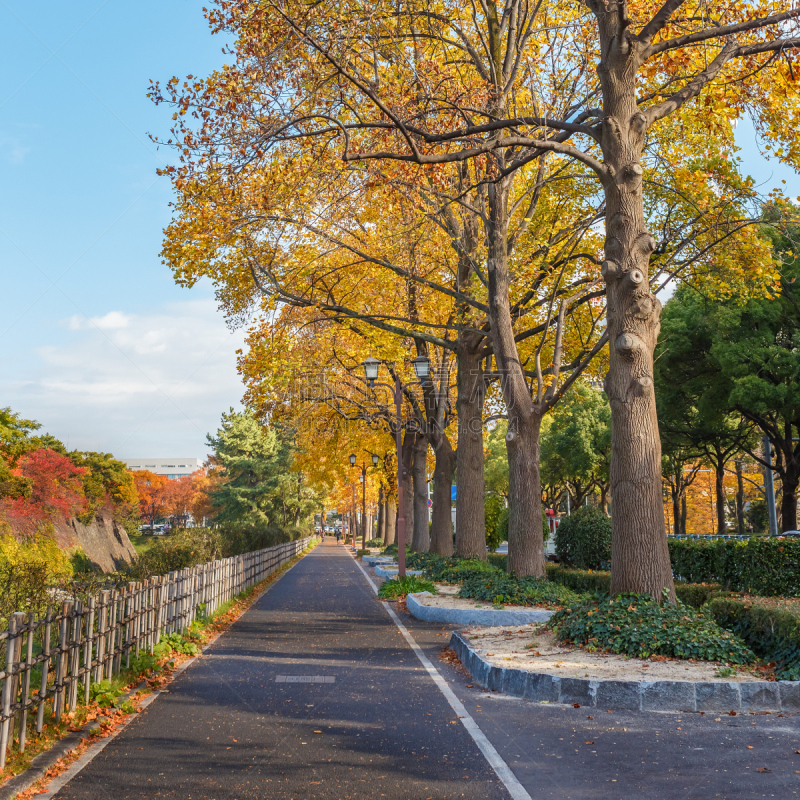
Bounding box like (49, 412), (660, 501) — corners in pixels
(669, 538), (800, 596)
(554, 506), (612, 570)
(707, 599), (800, 680)
(491, 537), (800, 598)
(544, 564), (723, 608)
(488, 553), (507, 571)
(458, 573), (581, 608)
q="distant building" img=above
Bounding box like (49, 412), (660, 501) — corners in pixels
(122, 458), (202, 480)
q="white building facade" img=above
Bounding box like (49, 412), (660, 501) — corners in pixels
(122, 458), (202, 480)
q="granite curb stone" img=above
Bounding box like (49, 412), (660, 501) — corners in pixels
(449, 631), (792, 713)
(406, 592), (554, 626)
(375, 566), (423, 577)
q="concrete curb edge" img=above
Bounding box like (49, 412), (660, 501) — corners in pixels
(408, 593), (554, 627)
(449, 631), (798, 713)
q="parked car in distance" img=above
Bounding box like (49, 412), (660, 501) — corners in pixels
(773, 531), (800, 538)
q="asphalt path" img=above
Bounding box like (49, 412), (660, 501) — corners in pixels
(52, 539), (800, 799)
(54, 539), (510, 800)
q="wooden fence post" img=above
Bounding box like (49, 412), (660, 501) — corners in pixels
(0, 613), (22, 770)
(68, 601), (82, 711)
(53, 602), (71, 723)
(36, 610), (53, 735)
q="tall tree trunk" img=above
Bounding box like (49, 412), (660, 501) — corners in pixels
(714, 459), (727, 536)
(735, 461), (746, 537)
(671, 485), (681, 536)
(484, 179), (546, 577)
(781, 469), (799, 532)
(680, 495), (688, 537)
(384, 498), (397, 545)
(401, 430), (415, 549)
(505, 411), (546, 576)
(430, 438), (454, 555)
(377, 488), (385, 542)
(595, 20), (675, 601)
(412, 434), (430, 551)
(455, 346), (487, 558)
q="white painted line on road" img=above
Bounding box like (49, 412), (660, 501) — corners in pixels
(275, 675), (335, 683)
(352, 556), (533, 800)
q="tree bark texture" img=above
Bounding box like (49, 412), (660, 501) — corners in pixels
(455, 346), (487, 559)
(505, 411), (546, 576)
(595, 19), (675, 601)
(412, 434), (430, 551)
(430, 438), (454, 555)
(781, 470), (799, 532)
(735, 461), (746, 536)
(384, 499), (397, 545)
(485, 179), (546, 578)
(377, 489), (385, 542)
(714, 461), (727, 536)
(401, 430), (415, 548)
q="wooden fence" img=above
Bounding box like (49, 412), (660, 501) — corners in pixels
(0, 536), (312, 769)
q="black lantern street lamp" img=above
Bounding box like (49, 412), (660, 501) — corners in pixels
(360, 355), (430, 577)
(349, 451), (381, 550)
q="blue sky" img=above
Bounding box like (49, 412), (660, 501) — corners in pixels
(0, 2), (797, 460)
(0, 1), (243, 460)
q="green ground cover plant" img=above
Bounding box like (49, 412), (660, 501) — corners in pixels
(377, 575), (437, 599)
(550, 594), (755, 664)
(458, 573), (581, 608)
(364, 539), (383, 547)
(707, 598), (800, 680)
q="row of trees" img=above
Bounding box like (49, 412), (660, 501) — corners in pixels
(0, 407), (140, 538)
(0, 405), (320, 547)
(656, 213), (800, 535)
(151, 0), (799, 599)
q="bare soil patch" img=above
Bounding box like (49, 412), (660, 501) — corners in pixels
(464, 625), (770, 683)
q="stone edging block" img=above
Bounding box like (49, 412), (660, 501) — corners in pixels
(374, 566), (423, 577)
(407, 592), (554, 626)
(363, 556), (396, 567)
(449, 631), (793, 713)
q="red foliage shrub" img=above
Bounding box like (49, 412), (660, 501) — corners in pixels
(0, 448), (87, 537)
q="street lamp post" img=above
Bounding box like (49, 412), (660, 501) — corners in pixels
(349, 452), (381, 549)
(361, 355), (430, 577)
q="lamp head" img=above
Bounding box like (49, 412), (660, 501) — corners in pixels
(362, 357), (380, 387)
(349, 453), (356, 466)
(371, 453), (379, 466)
(411, 355), (431, 381)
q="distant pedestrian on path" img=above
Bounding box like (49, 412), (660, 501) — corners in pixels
(335, 530), (341, 543)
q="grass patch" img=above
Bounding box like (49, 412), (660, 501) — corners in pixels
(378, 575), (437, 599)
(458, 573), (581, 609)
(128, 532), (169, 556)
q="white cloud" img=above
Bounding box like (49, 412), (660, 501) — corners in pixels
(0, 135), (30, 164)
(3, 298), (247, 458)
(66, 311), (132, 331)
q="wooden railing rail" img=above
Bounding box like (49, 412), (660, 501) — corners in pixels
(0, 536), (311, 769)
